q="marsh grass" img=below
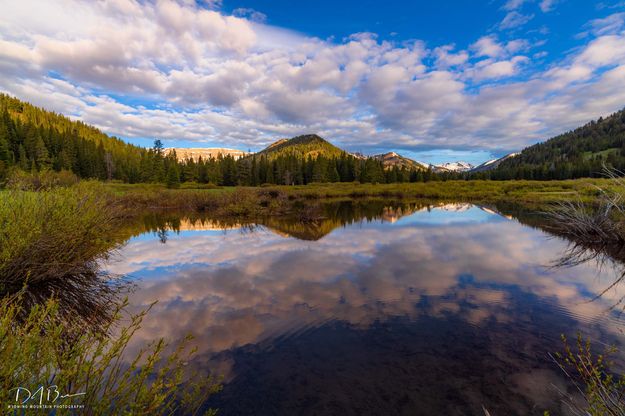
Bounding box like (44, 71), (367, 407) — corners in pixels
(0, 182), (127, 328)
(114, 186), (274, 217)
(105, 178), (621, 214)
(4, 169), (80, 191)
(0, 296), (221, 415)
(0, 182), (221, 414)
(546, 170), (625, 246)
(552, 334), (625, 416)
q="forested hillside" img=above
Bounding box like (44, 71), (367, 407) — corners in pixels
(0, 94), (179, 183)
(484, 108), (625, 180)
(258, 134), (346, 160)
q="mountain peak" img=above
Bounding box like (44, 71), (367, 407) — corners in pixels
(257, 134), (344, 160)
(373, 151), (427, 170)
(436, 161), (475, 172)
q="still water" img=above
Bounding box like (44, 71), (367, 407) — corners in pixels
(107, 202), (625, 415)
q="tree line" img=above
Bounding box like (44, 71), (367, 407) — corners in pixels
(174, 151), (444, 187)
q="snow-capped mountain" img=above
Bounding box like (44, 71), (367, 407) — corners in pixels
(470, 153), (519, 172)
(435, 161), (475, 172)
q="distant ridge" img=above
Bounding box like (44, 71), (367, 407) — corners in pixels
(372, 152), (427, 171)
(166, 148), (249, 161)
(470, 153), (519, 172)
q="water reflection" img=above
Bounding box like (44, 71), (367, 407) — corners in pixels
(107, 202), (625, 415)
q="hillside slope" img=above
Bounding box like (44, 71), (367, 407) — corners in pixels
(471, 153), (519, 173)
(373, 152), (427, 171)
(257, 134), (346, 160)
(0, 94), (154, 181)
(492, 108), (625, 179)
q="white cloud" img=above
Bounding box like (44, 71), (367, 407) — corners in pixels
(233, 8), (267, 23)
(500, 11), (534, 30)
(434, 45), (469, 68)
(470, 56), (529, 81)
(0, 0), (624, 154)
(539, 0), (557, 12)
(471, 36), (505, 58)
(587, 12), (625, 36)
(503, 0), (529, 11)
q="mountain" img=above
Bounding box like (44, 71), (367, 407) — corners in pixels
(436, 161), (474, 172)
(373, 152), (427, 171)
(166, 148), (249, 161)
(491, 107), (625, 179)
(256, 134), (346, 160)
(470, 153), (519, 172)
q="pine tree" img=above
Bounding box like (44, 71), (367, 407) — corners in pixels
(165, 163), (180, 188)
(327, 163), (340, 182)
(34, 137), (51, 169)
(0, 125), (10, 165)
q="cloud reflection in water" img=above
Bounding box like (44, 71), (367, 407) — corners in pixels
(107, 203), (625, 415)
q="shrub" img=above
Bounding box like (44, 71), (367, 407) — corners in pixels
(5, 169), (79, 191)
(0, 296), (220, 415)
(0, 183), (123, 328)
(552, 334), (625, 416)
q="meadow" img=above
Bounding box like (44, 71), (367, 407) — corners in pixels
(105, 177), (620, 212)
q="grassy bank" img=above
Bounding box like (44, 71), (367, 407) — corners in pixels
(0, 183), (221, 414)
(101, 178), (623, 214)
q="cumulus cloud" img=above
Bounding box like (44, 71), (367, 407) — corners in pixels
(0, 0), (624, 153)
(471, 36), (505, 58)
(470, 56), (529, 81)
(433, 45), (469, 68)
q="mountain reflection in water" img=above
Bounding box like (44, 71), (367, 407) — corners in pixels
(107, 202), (625, 416)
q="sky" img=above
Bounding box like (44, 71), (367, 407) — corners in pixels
(0, 1), (625, 164)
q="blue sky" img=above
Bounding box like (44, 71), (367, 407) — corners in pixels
(1, 0), (624, 165)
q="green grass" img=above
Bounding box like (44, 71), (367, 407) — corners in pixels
(582, 148), (620, 161)
(268, 179), (613, 204)
(98, 178), (623, 211)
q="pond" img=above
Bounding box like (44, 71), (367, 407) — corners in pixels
(107, 201), (625, 415)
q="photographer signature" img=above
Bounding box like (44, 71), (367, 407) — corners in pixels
(9, 385), (85, 405)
